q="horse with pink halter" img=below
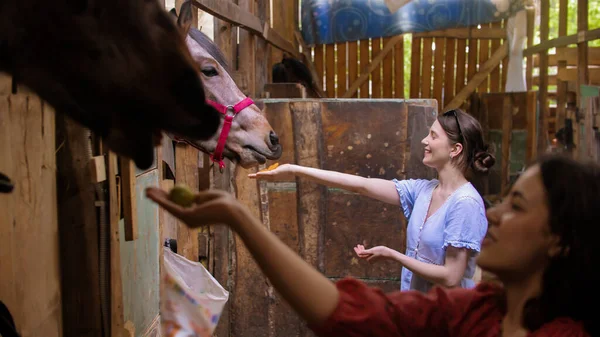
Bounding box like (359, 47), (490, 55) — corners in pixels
(170, 1), (282, 171)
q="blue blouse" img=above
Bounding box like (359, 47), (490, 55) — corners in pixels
(393, 179), (488, 293)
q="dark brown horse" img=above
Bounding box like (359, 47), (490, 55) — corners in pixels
(0, 0), (221, 169)
(272, 54), (323, 98)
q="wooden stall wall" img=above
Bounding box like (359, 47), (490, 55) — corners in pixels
(0, 74), (63, 337)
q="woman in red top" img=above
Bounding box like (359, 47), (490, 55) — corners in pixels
(147, 154), (599, 337)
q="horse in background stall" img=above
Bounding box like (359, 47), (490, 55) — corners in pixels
(0, 0), (221, 170)
(170, 1), (283, 170)
(272, 54), (323, 98)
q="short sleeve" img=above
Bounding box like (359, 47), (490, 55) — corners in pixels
(443, 197), (487, 252)
(392, 179), (432, 219)
(308, 278), (503, 337)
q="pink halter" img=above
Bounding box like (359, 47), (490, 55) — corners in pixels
(174, 96), (254, 172)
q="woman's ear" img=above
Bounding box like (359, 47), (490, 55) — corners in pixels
(451, 142), (463, 158)
(547, 235), (569, 258)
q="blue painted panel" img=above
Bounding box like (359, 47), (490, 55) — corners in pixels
(120, 169), (160, 336)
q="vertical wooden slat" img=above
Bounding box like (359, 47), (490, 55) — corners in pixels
(433, 37), (445, 108)
(383, 37), (394, 98)
(501, 95), (513, 195)
(556, 60), (568, 132)
(455, 39), (467, 94)
(478, 31), (490, 93)
(348, 41), (359, 98)
(410, 36), (422, 98)
(325, 43), (335, 97)
(467, 37), (478, 87)
(537, 0), (550, 154)
(394, 36), (405, 98)
(314, 44), (324, 92)
(444, 38), (456, 108)
(359, 39), (370, 98)
(526, 92), (538, 161)
(371, 37), (382, 98)
(421, 38), (433, 98)
(121, 159), (137, 241)
(526, 8), (535, 90)
(490, 22), (501, 92)
(336, 42), (347, 97)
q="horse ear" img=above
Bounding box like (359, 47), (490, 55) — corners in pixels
(177, 0), (194, 35)
(169, 8), (178, 20)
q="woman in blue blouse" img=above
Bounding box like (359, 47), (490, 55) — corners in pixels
(249, 109), (495, 292)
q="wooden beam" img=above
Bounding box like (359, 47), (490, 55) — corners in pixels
(192, 0), (298, 57)
(120, 158), (138, 241)
(108, 151), (126, 337)
(414, 27), (506, 39)
(342, 34), (404, 98)
(532, 47), (600, 67)
(445, 44), (508, 111)
(501, 95), (513, 196)
(294, 31), (325, 97)
(524, 28), (600, 57)
(578, 0), (589, 104)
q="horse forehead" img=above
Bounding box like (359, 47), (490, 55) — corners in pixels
(185, 36), (214, 60)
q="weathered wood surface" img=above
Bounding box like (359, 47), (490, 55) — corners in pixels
(0, 90), (63, 337)
(222, 99), (437, 337)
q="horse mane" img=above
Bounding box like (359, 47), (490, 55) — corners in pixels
(272, 54), (322, 98)
(187, 27), (231, 74)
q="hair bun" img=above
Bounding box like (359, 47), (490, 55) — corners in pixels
(472, 150), (496, 174)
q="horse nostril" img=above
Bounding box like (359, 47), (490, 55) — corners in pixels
(269, 131), (280, 146)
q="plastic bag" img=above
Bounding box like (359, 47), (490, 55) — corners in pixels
(161, 248), (229, 337)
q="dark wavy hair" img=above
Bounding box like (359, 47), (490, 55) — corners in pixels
(522, 154), (600, 335)
(438, 109), (495, 175)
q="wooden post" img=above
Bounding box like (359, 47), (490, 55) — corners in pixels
(501, 95), (513, 196)
(537, 0), (550, 155)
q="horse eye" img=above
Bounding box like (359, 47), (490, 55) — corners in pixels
(201, 67), (218, 77)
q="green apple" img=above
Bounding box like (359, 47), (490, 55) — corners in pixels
(168, 184), (195, 207)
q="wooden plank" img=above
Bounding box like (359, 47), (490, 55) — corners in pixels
(394, 36), (404, 98)
(325, 43), (335, 97)
(348, 41), (359, 98)
(371, 37), (382, 98)
(337, 42), (348, 97)
(410, 37), (421, 98)
(0, 94), (62, 337)
(444, 38), (456, 107)
(414, 27), (506, 39)
(467, 37), (478, 90)
(446, 44), (508, 110)
(533, 48), (600, 67)
(501, 95), (513, 196)
(255, 0), (271, 99)
(174, 144), (199, 261)
(108, 151), (126, 337)
(432, 37), (445, 108)
(556, 60), (568, 132)
(291, 101), (325, 271)
(55, 114), (102, 337)
(314, 44), (324, 91)
(577, 0), (589, 102)
(526, 8), (535, 90)
(383, 37), (394, 98)
(490, 22), (501, 92)
(192, 0), (298, 57)
(537, 0), (550, 155)
(526, 92), (538, 164)
(343, 35), (404, 98)
(455, 39), (467, 94)
(264, 83), (306, 98)
(359, 39), (370, 98)
(421, 38), (433, 98)
(120, 158), (138, 241)
(523, 28), (600, 57)
(478, 32), (490, 93)
(501, 38), (509, 90)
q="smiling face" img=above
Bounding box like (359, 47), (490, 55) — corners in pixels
(420, 120), (463, 170)
(476, 165), (561, 280)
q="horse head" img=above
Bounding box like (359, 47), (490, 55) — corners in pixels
(0, 0), (221, 169)
(171, 1), (282, 169)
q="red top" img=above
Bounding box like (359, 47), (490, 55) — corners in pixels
(309, 278), (588, 337)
